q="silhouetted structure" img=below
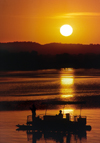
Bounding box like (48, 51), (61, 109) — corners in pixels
(16, 102), (91, 131)
(16, 102), (91, 143)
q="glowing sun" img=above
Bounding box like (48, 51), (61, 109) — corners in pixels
(60, 24), (73, 36)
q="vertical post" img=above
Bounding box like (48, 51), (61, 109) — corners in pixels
(63, 105), (65, 114)
(80, 108), (81, 117)
(80, 104), (82, 117)
(45, 107), (47, 115)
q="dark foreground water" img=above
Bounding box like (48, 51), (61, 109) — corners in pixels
(0, 69), (100, 143)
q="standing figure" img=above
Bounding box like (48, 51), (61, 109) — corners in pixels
(30, 104), (36, 121)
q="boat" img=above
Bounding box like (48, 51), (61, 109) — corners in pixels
(16, 101), (91, 132)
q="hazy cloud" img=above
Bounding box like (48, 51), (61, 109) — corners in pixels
(53, 12), (100, 19)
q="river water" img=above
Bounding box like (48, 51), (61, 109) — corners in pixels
(0, 69), (100, 143)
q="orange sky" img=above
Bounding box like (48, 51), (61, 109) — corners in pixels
(0, 0), (100, 44)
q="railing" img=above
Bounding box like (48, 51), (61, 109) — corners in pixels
(27, 114), (44, 122)
(27, 114), (86, 122)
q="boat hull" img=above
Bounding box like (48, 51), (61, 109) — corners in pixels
(16, 121), (91, 131)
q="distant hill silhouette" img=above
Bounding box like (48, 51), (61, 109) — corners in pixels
(0, 42), (100, 70)
(0, 42), (100, 55)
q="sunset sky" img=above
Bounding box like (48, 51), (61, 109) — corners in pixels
(0, 0), (100, 44)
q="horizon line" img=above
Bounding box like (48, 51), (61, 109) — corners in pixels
(0, 41), (100, 45)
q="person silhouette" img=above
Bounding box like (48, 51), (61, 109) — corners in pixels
(59, 110), (63, 118)
(30, 104), (36, 119)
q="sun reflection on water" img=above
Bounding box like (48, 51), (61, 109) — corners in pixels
(61, 76), (74, 85)
(61, 108), (74, 118)
(62, 109), (74, 113)
(60, 70), (74, 99)
(61, 94), (73, 98)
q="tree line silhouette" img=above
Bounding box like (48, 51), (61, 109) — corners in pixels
(0, 50), (100, 70)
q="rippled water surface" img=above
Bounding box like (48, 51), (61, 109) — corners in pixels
(0, 69), (100, 143)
